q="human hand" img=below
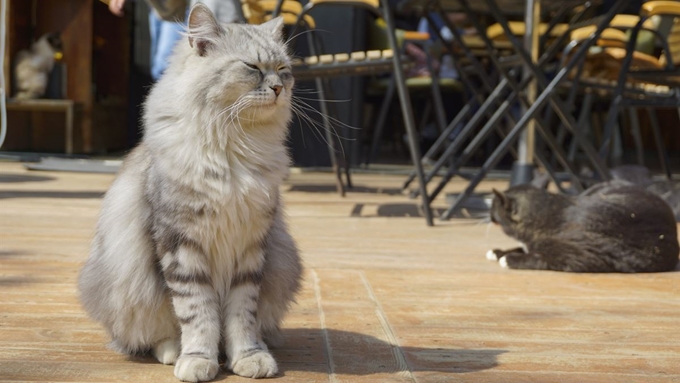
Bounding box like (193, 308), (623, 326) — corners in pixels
(108, 0), (126, 16)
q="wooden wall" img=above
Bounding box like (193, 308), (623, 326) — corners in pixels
(2, 0), (10, 97)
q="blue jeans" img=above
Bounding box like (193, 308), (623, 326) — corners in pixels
(148, 11), (186, 81)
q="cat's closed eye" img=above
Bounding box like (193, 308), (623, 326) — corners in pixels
(244, 62), (260, 71)
(278, 69), (292, 81)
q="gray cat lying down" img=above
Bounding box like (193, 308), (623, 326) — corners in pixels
(488, 181), (679, 272)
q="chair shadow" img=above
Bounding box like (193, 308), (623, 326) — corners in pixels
(288, 184), (404, 196)
(129, 328), (505, 379)
(0, 276), (38, 286)
(0, 173), (55, 183)
(0, 249), (29, 258)
(351, 203), (489, 220)
(375, 203), (447, 218)
(0, 190), (105, 200)
(0, 250), (36, 286)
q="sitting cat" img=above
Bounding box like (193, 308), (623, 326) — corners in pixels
(14, 33), (62, 100)
(488, 181), (679, 272)
(78, 5), (301, 382)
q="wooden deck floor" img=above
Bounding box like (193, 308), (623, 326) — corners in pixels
(1, 162), (679, 382)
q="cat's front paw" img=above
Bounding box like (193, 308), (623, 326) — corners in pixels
(174, 356), (219, 382)
(486, 249), (501, 261)
(153, 338), (180, 365)
(499, 256), (509, 269)
(231, 350), (278, 378)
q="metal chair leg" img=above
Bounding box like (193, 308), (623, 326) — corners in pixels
(426, 48), (448, 134)
(627, 107), (645, 166)
(647, 107), (672, 180)
(401, 101), (474, 190)
(599, 19), (643, 162)
(568, 91), (594, 163)
(318, 74), (354, 191)
(307, 32), (345, 197)
(367, 76), (396, 166)
(382, 0), (433, 226)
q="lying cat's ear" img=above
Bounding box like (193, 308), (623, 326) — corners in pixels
(492, 188), (508, 208)
(187, 3), (223, 57)
(260, 16), (285, 41)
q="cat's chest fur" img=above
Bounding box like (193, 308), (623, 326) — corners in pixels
(149, 141), (286, 271)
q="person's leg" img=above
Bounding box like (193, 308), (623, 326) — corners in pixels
(150, 11), (185, 81)
(149, 11), (161, 80)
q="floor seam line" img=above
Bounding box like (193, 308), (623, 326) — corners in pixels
(359, 270), (417, 383)
(311, 269), (336, 383)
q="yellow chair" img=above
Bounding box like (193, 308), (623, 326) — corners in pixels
(566, 1), (680, 178)
(242, 0), (442, 217)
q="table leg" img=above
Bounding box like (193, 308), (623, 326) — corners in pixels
(65, 104), (74, 155)
(512, 0), (541, 186)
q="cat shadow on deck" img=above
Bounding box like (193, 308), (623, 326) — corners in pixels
(128, 328), (506, 379)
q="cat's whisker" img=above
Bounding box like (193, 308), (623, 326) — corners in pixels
(290, 104), (333, 150)
(291, 104), (350, 152)
(292, 96), (351, 103)
(224, 96), (250, 126)
(210, 95), (248, 129)
(284, 28), (332, 47)
(291, 87), (322, 94)
(291, 102), (355, 157)
(290, 101), (350, 137)
(294, 112), (307, 148)
(291, 87), (328, 94)
(292, 97), (359, 132)
(290, 105), (343, 153)
(284, 29), (316, 45)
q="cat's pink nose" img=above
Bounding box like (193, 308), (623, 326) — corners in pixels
(270, 85), (282, 97)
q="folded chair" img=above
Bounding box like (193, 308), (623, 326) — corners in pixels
(563, 2), (680, 179)
(406, 1), (604, 201)
(407, 0), (634, 221)
(251, 0), (437, 223)
(363, 19), (464, 166)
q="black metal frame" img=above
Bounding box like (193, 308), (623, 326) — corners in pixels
(274, 0), (436, 224)
(399, 0), (622, 222)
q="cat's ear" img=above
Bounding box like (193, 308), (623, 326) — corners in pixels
(45, 32), (63, 50)
(492, 188), (509, 208)
(260, 16), (285, 41)
(187, 3), (223, 57)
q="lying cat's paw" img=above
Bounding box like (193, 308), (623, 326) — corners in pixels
(153, 338), (180, 365)
(499, 256), (509, 269)
(174, 356), (219, 382)
(231, 350), (278, 378)
(486, 249), (500, 261)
